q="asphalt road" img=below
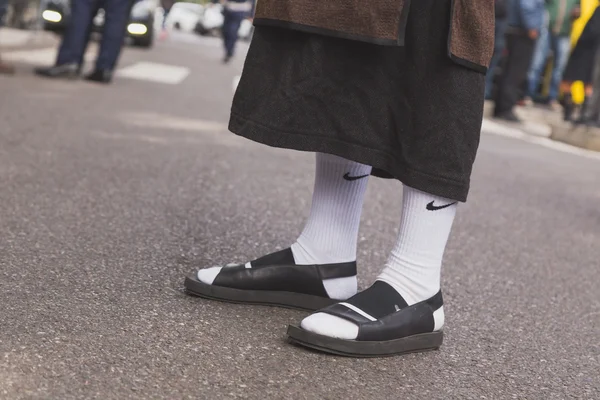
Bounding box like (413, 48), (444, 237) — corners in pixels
(1, 33), (599, 400)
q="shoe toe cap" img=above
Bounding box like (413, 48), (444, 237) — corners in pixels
(197, 266), (222, 285)
(300, 312), (359, 340)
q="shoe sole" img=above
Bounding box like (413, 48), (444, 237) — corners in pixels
(286, 325), (443, 358)
(184, 275), (337, 311)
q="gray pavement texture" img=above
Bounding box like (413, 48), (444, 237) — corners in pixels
(1, 34), (599, 400)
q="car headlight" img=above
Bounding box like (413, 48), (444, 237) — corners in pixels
(127, 23), (148, 35)
(42, 10), (62, 22)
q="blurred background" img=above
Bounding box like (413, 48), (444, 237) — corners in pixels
(0, 1), (598, 399)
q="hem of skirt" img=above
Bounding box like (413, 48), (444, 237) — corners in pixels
(229, 112), (470, 202)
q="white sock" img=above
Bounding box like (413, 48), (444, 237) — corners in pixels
(291, 153), (371, 300)
(301, 185), (457, 339)
(291, 153), (371, 265)
(198, 153), (371, 301)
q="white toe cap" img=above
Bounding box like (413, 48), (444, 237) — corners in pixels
(196, 266), (222, 285)
(300, 312), (359, 340)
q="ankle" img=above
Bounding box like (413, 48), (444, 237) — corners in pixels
(291, 240), (356, 265)
(323, 275), (358, 300)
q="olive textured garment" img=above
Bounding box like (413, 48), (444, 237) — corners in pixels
(254, 0), (495, 72)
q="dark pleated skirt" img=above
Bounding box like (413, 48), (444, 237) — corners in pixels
(228, 0), (485, 202)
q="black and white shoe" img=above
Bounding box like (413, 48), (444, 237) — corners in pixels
(184, 248), (357, 311)
(287, 281), (444, 357)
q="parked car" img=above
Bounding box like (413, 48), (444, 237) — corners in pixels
(164, 1), (204, 33)
(194, 3), (253, 41)
(41, 0), (158, 48)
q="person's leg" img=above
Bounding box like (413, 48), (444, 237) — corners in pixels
(187, 153), (370, 306)
(561, 81), (575, 121)
(0, 0), (14, 74)
(494, 33), (536, 118)
(0, 53), (15, 74)
(94, 0), (132, 72)
(0, 0), (8, 25)
(549, 35), (571, 102)
(300, 185), (455, 339)
(583, 50), (600, 123)
(56, 0), (98, 66)
(291, 154), (371, 266)
(159, 7), (170, 40)
(222, 11), (243, 62)
(484, 18), (507, 99)
(526, 24), (550, 101)
(575, 84), (595, 123)
(494, 32), (517, 116)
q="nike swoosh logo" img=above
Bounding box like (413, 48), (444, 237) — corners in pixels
(343, 172), (369, 181)
(426, 201), (457, 211)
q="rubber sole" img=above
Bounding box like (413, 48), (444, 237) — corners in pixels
(184, 275), (337, 311)
(286, 325), (443, 358)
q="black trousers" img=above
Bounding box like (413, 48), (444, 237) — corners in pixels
(57, 0), (132, 70)
(494, 32), (536, 115)
(223, 10), (245, 57)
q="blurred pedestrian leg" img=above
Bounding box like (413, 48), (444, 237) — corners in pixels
(35, 0), (100, 79)
(493, 0), (545, 122)
(494, 32), (537, 121)
(526, 0), (579, 108)
(525, 18), (550, 103)
(0, 0), (6, 24)
(0, 0), (15, 74)
(485, 0), (508, 99)
(214, 0), (255, 63)
(35, 0), (134, 84)
(56, 0), (101, 67)
(560, 6), (600, 122)
(222, 9), (243, 63)
(159, 0), (174, 40)
(581, 49), (600, 124)
(0, 54), (13, 74)
(89, 0), (134, 82)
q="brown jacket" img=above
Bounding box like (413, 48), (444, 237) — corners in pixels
(254, 0), (495, 73)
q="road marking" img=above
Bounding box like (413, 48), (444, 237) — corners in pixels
(116, 61), (190, 84)
(2, 46), (97, 65)
(0, 29), (34, 47)
(482, 118), (600, 161)
(2, 48), (57, 65)
(117, 111), (226, 131)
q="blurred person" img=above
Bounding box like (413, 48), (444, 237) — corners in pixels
(185, 1), (494, 357)
(159, 0), (175, 40)
(561, 6), (600, 121)
(580, 42), (600, 124)
(34, 0), (134, 84)
(494, 0), (545, 122)
(211, 0), (255, 63)
(485, 0), (510, 99)
(0, 0), (14, 74)
(523, 0), (581, 110)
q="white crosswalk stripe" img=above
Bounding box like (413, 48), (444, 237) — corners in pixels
(3, 48), (80, 65)
(3, 47), (190, 85)
(115, 61), (190, 85)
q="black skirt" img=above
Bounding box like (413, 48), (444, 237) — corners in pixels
(564, 8), (600, 85)
(229, 0), (485, 202)
(563, 43), (599, 84)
